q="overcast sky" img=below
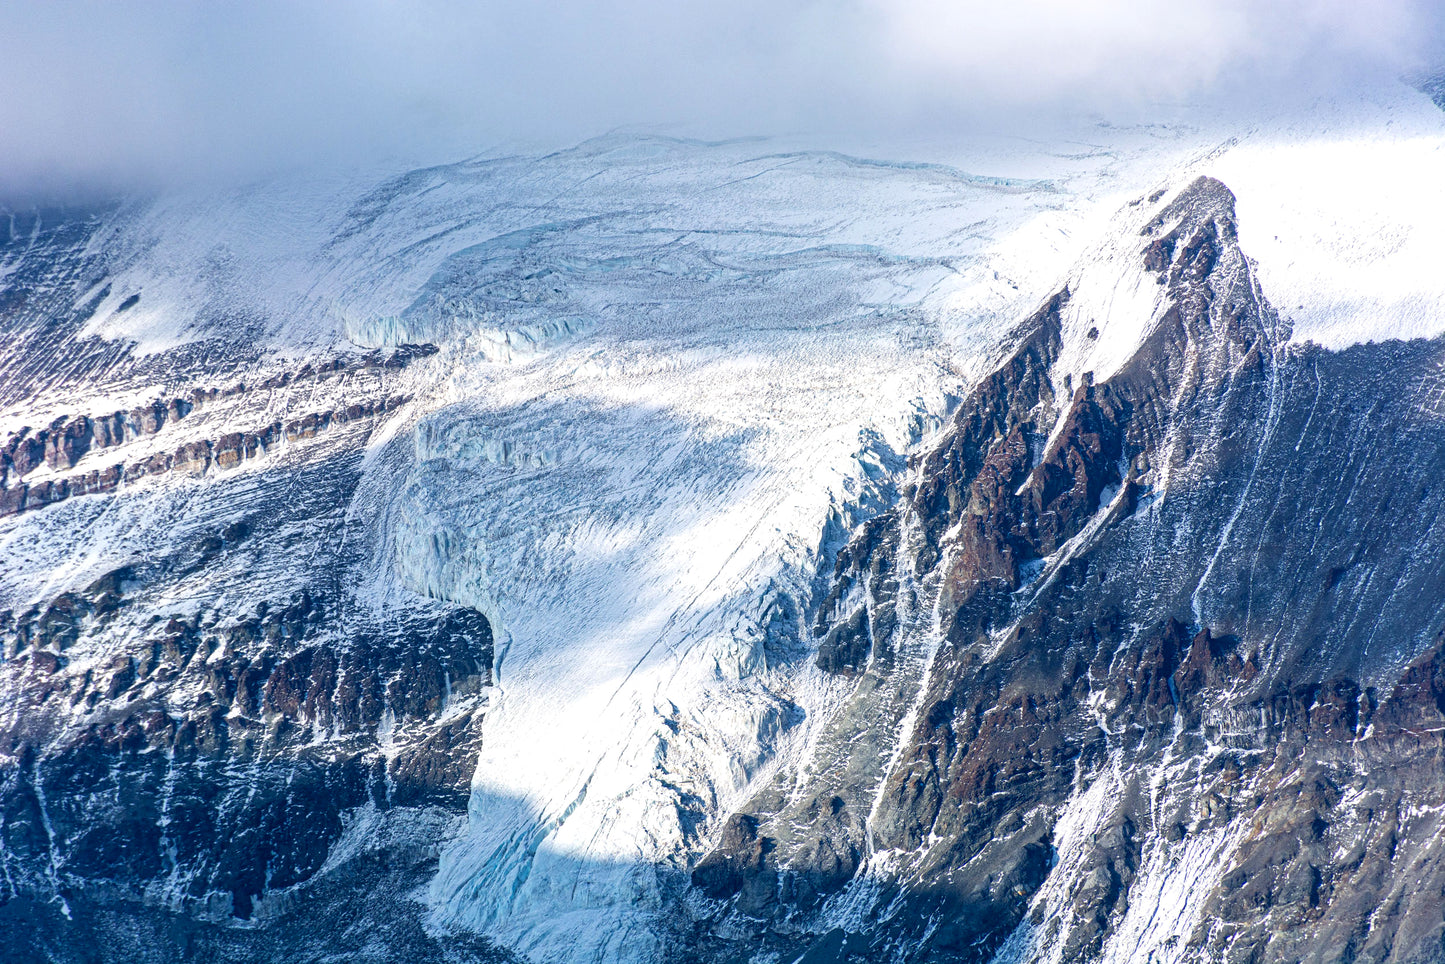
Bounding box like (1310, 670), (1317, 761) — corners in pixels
(2, 0), (1442, 196)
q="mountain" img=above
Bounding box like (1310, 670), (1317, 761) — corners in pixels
(4, 81), (1445, 964)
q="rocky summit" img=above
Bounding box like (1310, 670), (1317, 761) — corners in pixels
(5, 81), (1445, 964)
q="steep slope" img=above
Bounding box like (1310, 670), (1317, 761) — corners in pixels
(4, 82), (1445, 964)
(686, 176), (1445, 964)
(0, 337), (503, 962)
(0, 131), (1180, 963)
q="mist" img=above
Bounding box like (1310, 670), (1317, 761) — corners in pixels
(2, 0), (1442, 196)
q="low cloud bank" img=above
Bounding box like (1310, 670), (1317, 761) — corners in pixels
(2, 0), (1442, 195)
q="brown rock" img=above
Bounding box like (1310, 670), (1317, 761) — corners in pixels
(174, 440), (211, 475)
(213, 432), (246, 470)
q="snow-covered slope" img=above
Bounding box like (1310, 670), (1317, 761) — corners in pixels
(1203, 83), (1445, 349)
(6, 78), (1445, 964)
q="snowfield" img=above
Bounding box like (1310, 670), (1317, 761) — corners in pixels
(5, 78), (1445, 964)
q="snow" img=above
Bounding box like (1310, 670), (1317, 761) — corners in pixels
(333, 131), (1209, 960)
(406, 344), (958, 959)
(398, 93), (1445, 959)
(8, 78), (1445, 963)
(1197, 82), (1445, 350)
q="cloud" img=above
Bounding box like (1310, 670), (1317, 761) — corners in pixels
(1, 0), (1442, 195)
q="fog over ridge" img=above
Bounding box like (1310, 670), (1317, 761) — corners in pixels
(2, 0), (1443, 196)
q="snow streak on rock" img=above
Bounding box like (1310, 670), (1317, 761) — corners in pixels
(5, 79), (1445, 964)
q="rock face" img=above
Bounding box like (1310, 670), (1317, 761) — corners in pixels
(5, 148), (1445, 964)
(0, 445), (503, 961)
(682, 178), (1445, 963)
(0, 352), (424, 519)
(0, 205), (503, 961)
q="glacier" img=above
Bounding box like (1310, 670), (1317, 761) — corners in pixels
(6, 77), (1445, 964)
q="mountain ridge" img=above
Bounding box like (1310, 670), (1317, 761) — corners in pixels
(4, 87), (1445, 963)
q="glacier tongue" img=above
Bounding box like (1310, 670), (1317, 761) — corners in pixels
(313, 135), (1215, 958)
(405, 301), (971, 960)
(338, 96), (1445, 958)
(10, 80), (1445, 962)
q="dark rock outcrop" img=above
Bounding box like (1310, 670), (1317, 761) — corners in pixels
(0, 393), (413, 519)
(684, 178), (1445, 964)
(0, 321), (492, 963)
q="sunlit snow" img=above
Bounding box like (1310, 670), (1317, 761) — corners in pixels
(5, 77), (1445, 964)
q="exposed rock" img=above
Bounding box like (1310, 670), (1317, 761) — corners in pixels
(685, 177), (1445, 964)
(0, 389), (412, 519)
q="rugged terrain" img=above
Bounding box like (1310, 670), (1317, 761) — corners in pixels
(4, 83), (1445, 964)
(688, 176), (1445, 964)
